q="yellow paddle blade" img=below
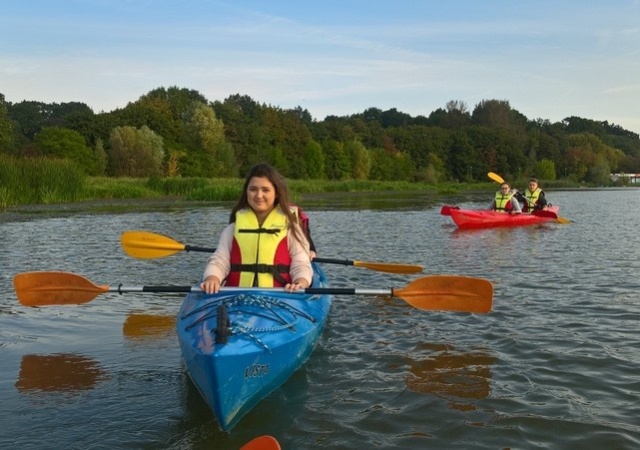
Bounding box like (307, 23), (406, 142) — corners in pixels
(487, 172), (505, 184)
(556, 216), (571, 225)
(14, 271), (109, 306)
(394, 275), (493, 314)
(121, 230), (186, 259)
(352, 260), (423, 274)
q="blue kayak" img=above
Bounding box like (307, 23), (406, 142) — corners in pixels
(177, 263), (331, 431)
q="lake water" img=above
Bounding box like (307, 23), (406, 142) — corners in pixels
(1, 189), (639, 449)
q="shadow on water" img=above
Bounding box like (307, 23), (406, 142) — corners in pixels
(162, 359), (308, 448)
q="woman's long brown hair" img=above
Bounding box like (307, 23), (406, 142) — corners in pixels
(229, 163), (306, 247)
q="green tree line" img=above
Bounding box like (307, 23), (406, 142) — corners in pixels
(1, 88), (639, 185)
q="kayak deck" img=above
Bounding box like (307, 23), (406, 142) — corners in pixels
(176, 263), (330, 431)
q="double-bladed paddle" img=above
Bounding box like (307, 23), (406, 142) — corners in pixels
(120, 230), (423, 274)
(487, 172), (571, 224)
(13, 271), (493, 314)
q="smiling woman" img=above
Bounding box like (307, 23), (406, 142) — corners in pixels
(200, 163), (314, 295)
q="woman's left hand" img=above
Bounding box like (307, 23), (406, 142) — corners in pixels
(284, 279), (309, 292)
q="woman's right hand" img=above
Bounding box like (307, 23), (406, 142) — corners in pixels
(200, 276), (222, 294)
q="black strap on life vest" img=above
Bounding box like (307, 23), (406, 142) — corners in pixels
(229, 263), (291, 286)
(238, 228), (281, 235)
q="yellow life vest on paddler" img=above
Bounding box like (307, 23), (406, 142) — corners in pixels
(227, 207), (292, 287)
(524, 187), (542, 211)
(494, 191), (515, 213)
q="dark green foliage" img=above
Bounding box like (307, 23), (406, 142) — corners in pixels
(34, 127), (98, 174)
(8, 100), (92, 140)
(0, 94), (15, 153)
(2, 88), (639, 187)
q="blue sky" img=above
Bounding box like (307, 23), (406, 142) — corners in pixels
(1, 0), (639, 134)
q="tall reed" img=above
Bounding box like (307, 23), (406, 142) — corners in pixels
(0, 155), (85, 207)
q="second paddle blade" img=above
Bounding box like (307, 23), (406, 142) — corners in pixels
(14, 271), (109, 307)
(121, 230), (185, 259)
(394, 275), (493, 314)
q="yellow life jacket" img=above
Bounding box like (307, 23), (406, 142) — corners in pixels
(227, 208), (291, 287)
(524, 188), (542, 211)
(494, 191), (515, 213)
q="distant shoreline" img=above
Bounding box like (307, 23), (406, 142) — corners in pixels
(0, 198), (217, 223)
(3, 186), (637, 224)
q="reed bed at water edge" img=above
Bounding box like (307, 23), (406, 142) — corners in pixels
(1, 156), (494, 209)
(0, 155), (85, 208)
(88, 177), (454, 203)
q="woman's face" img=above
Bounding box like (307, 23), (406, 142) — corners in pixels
(247, 176), (276, 220)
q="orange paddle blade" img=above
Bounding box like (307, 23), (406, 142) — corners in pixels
(393, 275), (493, 314)
(14, 271), (108, 306)
(240, 435), (281, 450)
(121, 230), (186, 259)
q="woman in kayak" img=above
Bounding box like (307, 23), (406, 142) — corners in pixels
(489, 182), (522, 214)
(200, 163), (313, 294)
(515, 178), (548, 213)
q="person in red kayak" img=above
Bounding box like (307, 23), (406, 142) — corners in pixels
(515, 178), (548, 213)
(200, 163), (314, 294)
(489, 182), (522, 214)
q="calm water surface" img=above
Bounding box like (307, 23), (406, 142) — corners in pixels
(1, 189), (639, 449)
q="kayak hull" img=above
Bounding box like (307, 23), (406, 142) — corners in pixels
(177, 263), (330, 431)
(449, 206), (560, 229)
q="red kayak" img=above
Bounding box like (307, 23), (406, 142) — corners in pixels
(448, 206), (561, 229)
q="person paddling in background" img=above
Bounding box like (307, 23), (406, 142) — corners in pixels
(200, 163), (313, 294)
(489, 182), (522, 214)
(515, 177), (548, 213)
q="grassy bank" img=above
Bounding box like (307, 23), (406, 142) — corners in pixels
(0, 155), (585, 210)
(0, 155), (85, 208)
